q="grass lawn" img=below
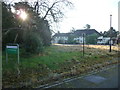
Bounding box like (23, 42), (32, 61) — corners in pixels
(2, 44), (119, 88)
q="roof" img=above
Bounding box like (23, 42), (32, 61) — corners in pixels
(97, 36), (103, 39)
(74, 29), (101, 36)
(53, 33), (72, 37)
(53, 29), (101, 37)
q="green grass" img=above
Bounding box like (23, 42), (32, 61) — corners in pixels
(2, 45), (118, 72)
(2, 45), (118, 88)
(2, 46), (83, 71)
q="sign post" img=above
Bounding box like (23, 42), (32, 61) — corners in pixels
(6, 44), (20, 64)
(83, 33), (85, 57)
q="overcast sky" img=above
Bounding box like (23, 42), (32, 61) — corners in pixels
(6, 0), (119, 33)
(58, 0), (119, 33)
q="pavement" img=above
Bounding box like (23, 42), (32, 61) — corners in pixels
(38, 64), (119, 89)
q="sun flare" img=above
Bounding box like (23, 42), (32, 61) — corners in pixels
(19, 10), (28, 21)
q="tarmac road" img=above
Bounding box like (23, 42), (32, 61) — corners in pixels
(40, 64), (119, 89)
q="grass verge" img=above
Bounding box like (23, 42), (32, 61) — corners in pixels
(2, 45), (119, 88)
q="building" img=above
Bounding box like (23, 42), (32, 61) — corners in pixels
(97, 36), (111, 45)
(116, 34), (120, 44)
(74, 29), (101, 36)
(52, 29), (101, 44)
(52, 33), (70, 44)
(97, 36), (118, 45)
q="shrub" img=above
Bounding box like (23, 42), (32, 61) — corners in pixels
(24, 32), (43, 54)
(58, 39), (65, 44)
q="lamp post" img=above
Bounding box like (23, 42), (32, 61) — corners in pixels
(109, 14), (112, 52)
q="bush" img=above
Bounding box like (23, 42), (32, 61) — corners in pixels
(58, 39), (65, 44)
(24, 32), (43, 54)
(86, 34), (99, 44)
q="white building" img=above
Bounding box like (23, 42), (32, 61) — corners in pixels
(52, 33), (69, 44)
(97, 36), (113, 45)
(53, 36), (68, 44)
(73, 36), (85, 44)
(52, 29), (101, 44)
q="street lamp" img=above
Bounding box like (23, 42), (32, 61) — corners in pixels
(109, 14), (112, 52)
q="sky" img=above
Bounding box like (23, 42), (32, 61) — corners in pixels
(58, 0), (120, 33)
(6, 0), (120, 33)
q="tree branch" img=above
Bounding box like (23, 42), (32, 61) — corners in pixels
(42, 1), (60, 20)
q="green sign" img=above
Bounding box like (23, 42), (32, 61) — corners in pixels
(6, 44), (20, 64)
(6, 46), (18, 54)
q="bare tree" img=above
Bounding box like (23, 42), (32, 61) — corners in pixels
(33, 0), (73, 23)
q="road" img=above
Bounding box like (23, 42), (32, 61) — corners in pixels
(39, 64), (119, 89)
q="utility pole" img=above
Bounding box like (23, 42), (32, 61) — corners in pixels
(109, 14), (112, 52)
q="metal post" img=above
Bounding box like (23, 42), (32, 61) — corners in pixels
(83, 33), (85, 56)
(17, 44), (19, 64)
(109, 14), (112, 52)
(6, 51), (8, 63)
(110, 15), (112, 28)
